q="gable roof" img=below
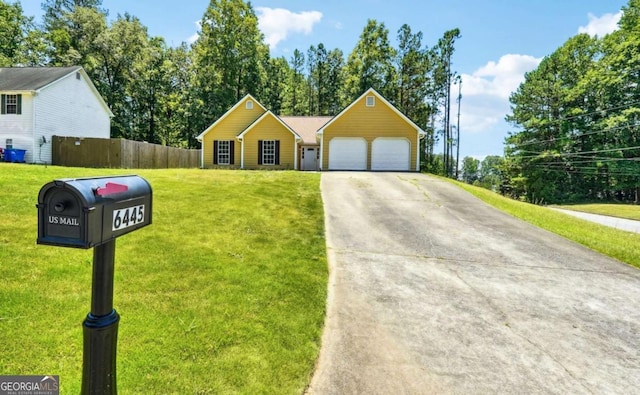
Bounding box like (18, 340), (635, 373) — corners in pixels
(0, 66), (113, 117)
(196, 94), (267, 141)
(238, 111), (302, 141)
(317, 88), (426, 136)
(0, 66), (83, 91)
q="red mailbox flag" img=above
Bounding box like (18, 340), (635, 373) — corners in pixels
(95, 182), (129, 196)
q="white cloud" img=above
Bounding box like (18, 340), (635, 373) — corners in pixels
(256, 7), (322, 49)
(459, 54), (541, 133)
(464, 54), (541, 99)
(578, 11), (622, 37)
(187, 20), (201, 44)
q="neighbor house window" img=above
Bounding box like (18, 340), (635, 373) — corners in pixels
(366, 96), (375, 107)
(258, 140), (280, 165)
(213, 140), (234, 165)
(1, 94), (21, 115)
(246, 100), (253, 110)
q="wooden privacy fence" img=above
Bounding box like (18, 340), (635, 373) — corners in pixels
(52, 136), (200, 169)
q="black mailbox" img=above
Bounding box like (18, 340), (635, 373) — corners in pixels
(37, 175), (152, 249)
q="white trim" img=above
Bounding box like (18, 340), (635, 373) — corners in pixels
(217, 140), (231, 164)
(200, 142), (204, 168)
(240, 136), (245, 169)
(317, 88), (425, 137)
(366, 95), (375, 107)
(3, 94), (18, 114)
(262, 139), (277, 165)
(196, 94), (267, 141)
(319, 134), (324, 170)
(416, 137), (421, 172)
(237, 111), (301, 140)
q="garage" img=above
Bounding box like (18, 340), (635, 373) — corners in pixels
(371, 137), (410, 171)
(328, 137), (367, 170)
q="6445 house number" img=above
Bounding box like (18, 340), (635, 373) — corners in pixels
(112, 205), (145, 231)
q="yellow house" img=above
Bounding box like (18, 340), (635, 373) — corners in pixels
(318, 88), (426, 171)
(196, 95), (302, 170)
(197, 88), (425, 171)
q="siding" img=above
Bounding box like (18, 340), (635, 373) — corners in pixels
(34, 71), (110, 164)
(242, 115), (296, 169)
(201, 97), (265, 168)
(0, 93), (34, 160)
(322, 94), (419, 171)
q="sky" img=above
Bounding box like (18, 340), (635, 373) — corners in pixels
(19, 0), (630, 161)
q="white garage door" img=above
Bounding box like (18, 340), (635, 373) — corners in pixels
(329, 137), (367, 170)
(371, 137), (410, 171)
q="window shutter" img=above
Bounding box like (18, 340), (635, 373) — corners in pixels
(275, 140), (280, 165)
(213, 140), (218, 165)
(258, 140), (263, 165)
(1, 95), (5, 115)
(229, 141), (235, 165)
(16, 94), (22, 115)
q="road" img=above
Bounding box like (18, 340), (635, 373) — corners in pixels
(549, 207), (640, 234)
(307, 172), (640, 394)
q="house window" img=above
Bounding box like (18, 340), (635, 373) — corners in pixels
(366, 96), (375, 107)
(258, 140), (280, 165)
(246, 100), (253, 110)
(1, 94), (21, 115)
(217, 140), (231, 164)
(262, 140), (276, 165)
(213, 140), (234, 165)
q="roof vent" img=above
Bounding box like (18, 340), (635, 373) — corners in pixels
(366, 96), (375, 107)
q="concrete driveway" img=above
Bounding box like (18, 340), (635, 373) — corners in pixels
(307, 172), (640, 394)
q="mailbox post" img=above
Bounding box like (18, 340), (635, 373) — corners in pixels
(37, 175), (152, 395)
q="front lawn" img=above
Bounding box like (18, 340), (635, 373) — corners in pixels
(0, 164), (327, 394)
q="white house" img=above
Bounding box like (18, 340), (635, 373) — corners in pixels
(0, 66), (113, 164)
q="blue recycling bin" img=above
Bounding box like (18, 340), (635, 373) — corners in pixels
(4, 149), (26, 162)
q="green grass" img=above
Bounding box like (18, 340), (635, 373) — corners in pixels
(0, 164), (327, 394)
(552, 203), (640, 221)
(443, 177), (640, 269)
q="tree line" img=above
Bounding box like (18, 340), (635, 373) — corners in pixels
(499, 0), (640, 204)
(1, 0), (462, 175)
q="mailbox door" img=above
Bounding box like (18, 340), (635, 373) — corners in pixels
(38, 186), (92, 248)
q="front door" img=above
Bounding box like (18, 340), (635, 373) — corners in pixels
(302, 147), (318, 171)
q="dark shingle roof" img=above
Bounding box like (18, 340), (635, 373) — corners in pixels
(0, 66), (81, 91)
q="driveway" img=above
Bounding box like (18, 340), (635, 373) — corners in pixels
(307, 172), (640, 394)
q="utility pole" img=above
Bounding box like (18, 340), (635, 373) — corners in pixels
(455, 76), (462, 179)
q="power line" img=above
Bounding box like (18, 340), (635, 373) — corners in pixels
(538, 157), (640, 166)
(528, 165), (640, 177)
(510, 99), (640, 131)
(515, 145), (640, 160)
(508, 122), (640, 149)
